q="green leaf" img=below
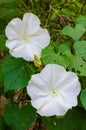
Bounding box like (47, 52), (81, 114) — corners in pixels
(0, 35), (7, 51)
(74, 41), (86, 60)
(43, 107), (86, 130)
(80, 89), (86, 110)
(62, 40), (71, 48)
(4, 102), (36, 130)
(0, 8), (19, 20)
(0, 0), (21, 20)
(68, 55), (86, 76)
(62, 8), (75, 17)
(41, 44), (71, 68)
(0, 20), (7, 34)
(61, 24), (86, 41)
(0, 63), (4, 87)
(3, 55), (35, 92)
(0, 0), (20, 5)
(57, 44), (71, 56)
(0, 116), (5, 130)
(42, 46), (58, 64)
(75, 16), (86, 26)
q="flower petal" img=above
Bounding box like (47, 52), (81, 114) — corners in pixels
(6, 39), (23, 50)
(27, 82), (70, 116)
(39, 64), (67, 89)
(6, 39), (25, 57)
(5, 18), (24, 39)
(27, 64), (58, 91)
(30, 28), (50, 48)
(22, 13), (40, 35)
(27, 84), (68, 116)
(22, 43), (41, 61)
(37, 95), (69, 116)
(27, 64), (81, 116)
(58, 73), (81, 107)
(55, 71), (81, 94)
(27, 84), (51, 110)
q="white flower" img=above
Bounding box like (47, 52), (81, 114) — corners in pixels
(27, 64), (81, 116)
(5, 13), (50, 61)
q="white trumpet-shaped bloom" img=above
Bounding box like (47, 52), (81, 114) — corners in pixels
(5, 13), (50, 61)
(27, 64), (81, 116)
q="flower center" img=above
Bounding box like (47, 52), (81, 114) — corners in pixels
(22, 34), (29, 42)
(50, 89), (57, 96)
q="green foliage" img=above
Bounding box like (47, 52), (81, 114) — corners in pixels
(3, 55), (35, 92)
(0, 116), (5, 130)
(0, 20), (7, 34)
(75, 15), (86, 26)
(74, 41), (86, 60)
(42, 42), (71, 68)
(80, 89), (86, 110)
(61, 24), (86, 41)
(43, 107), (86, 130)
(0, 0), (20, 4)
(68, 55), (86, 76)
(0, 35), (7, 51)
(0, 0), (86, 129)
(42, 46), (58, 64)
(0, 0), (21, 20)
(0, 64), (4, 87)
(62, 8), (76, 17)
(4, 102), (36, 130)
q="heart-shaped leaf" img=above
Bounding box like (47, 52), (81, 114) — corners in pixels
(3, 55), (35, 92)
(4, 102), (36, 130)
(74, 41), (86, 60)
(61, 24), (85, 41)
(41, 44), (71, 68)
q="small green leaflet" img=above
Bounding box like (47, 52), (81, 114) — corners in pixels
(61, 24), (86, 41)
(62, 8), (75, 17)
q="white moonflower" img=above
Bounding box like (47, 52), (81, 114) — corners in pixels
(5, 13), (50, 61)
(27, 64), (81, 116)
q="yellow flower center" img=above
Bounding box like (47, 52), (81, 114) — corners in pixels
(22, 34), (29, 42)
(50, 89), (57, 96)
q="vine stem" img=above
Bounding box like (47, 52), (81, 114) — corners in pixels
(45, 4), (51, 26)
